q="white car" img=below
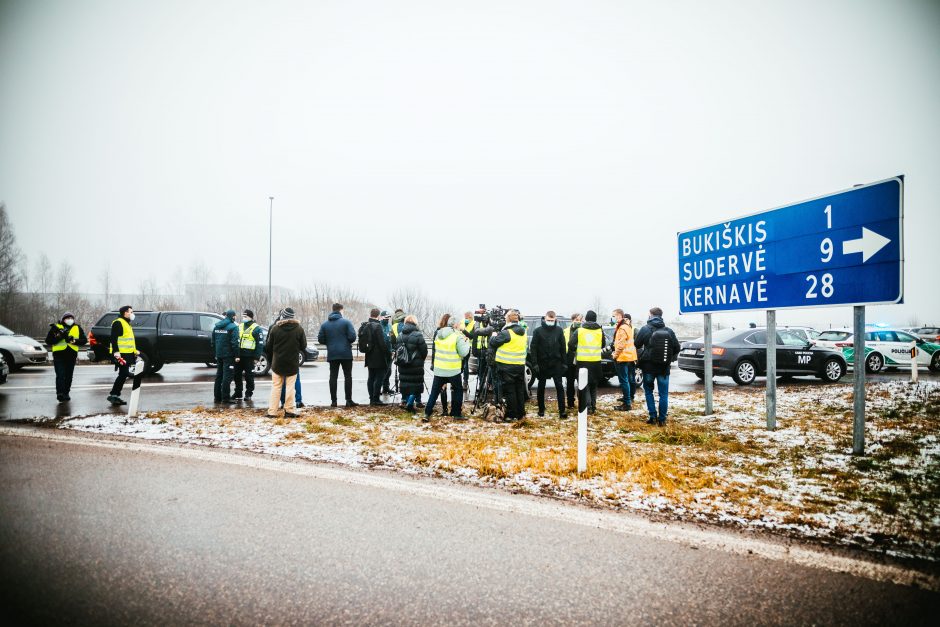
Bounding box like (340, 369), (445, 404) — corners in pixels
(818, 328), (940, 373)
(0, 323), (48, 370)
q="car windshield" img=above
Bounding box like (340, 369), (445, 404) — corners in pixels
(0, 324), (15, 335)
(818, 330), (851, 341)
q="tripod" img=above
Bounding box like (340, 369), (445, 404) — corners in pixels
(472, 352), (501, 413)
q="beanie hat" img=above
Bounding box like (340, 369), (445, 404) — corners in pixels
(243, 309), (254, 318)
(585, 310), (597, 322)
(279, 307), (295, 319)
(61, 312), (75, 321)
(224, 309), (236, 318)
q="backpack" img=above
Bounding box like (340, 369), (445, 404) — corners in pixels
(394, 337), (414, 367)
(357, 321), (373, 354)
(644, 328), (675, 364)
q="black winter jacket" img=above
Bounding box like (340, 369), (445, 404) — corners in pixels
(362, 319), (389, 369)
(634, 316), (681, 375)
(264, 319), (307, 376)
(396, 323), (427, 392)
(529, 321), (566, 377)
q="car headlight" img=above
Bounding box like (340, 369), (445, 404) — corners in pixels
(20, 343), (40, 352)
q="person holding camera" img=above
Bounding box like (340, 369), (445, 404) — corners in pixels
(529, 310), (568, 418)
(46, 311), (87, 402)
(490, 310), (528, 421)
(567, 310), (606, 415)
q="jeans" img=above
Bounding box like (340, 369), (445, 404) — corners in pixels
(536, 372), (566, 415)
(643, 372), (670, 423)
(53, 351), (77, 397)
(269, 373), (297, 415)
(279, 376), (302, 405)
(367, 365), (387, 402)
(613, 361), (633, 407)
(233, 356), (256, 397)
(214, 357), (236, 401)
(425, 374), (463, 417)
(329, 359), (354, 403)
(109, 354), (137, 396)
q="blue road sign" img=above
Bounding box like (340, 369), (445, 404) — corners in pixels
(677, 176), (904, 314)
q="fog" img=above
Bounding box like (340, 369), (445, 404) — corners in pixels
(2, 0), (938, 329)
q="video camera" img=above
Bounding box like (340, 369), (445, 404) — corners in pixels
(473, 304), (509, 330)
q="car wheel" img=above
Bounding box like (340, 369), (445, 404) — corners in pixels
(694, 372), (705, 380)
(820, 357), (845, 383)
(136, 352), (152, 375)
(0, 350), (19, 372)
(927, 353), (940, 373)
(253, 355), (271, 376)
(298, 351), (306, 367)
(634, 367), (644, 388)
(206, 361), (216, 368)
(732, 359), (757, 385)
(865, 352), (884, 374)
(150, 361), (164, 374)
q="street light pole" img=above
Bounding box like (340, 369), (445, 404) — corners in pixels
(268, 196), (274, 319)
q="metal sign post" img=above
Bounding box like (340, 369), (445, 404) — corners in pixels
(577, 367), (588, 474)
(852, 306), (866, 455)
(766, 310), (777, 430)
(703, 313), (714, 415)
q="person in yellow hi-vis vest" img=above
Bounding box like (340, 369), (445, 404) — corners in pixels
(424, 313), (471, 422)
(490, 309), (528, 421)
(45, 311), (87, 402)
(459, 311), (475, 388)
(108, 305), (139, 406)
(233, 309), (265, 401)
(567, 310), (607, 415)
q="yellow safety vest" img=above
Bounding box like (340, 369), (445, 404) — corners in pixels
(495, 328), (527, 365)
(462, 319), (475, 334)
(239, 322), (258, 350)
(110, 317), (136, 354)
(433, 332), (461, 371)
(52, 323), (80, 352)
(391, 322), (401, 339)
(576, 327), (602, 362)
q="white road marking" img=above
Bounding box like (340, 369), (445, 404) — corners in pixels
(0, 377), (370, 391)
(0, 426), (935, 592)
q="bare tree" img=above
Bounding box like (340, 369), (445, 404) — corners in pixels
(387, 286), (455, 333)
(33, 253), (53, 296)
(99, 264), (114, 309)
(0, 203), (26, 325)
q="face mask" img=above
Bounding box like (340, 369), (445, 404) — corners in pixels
(129, 313), (136, 321)
(63, 318), (74, 326)
(610, 317), (617, 325)
(243, 317), (251, 324)
(545, 320), (556, 326)
(465, 318), (470, 324)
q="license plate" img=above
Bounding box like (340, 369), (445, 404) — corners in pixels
(681, 349), (698, 356)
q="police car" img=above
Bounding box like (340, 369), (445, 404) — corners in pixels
(818, 327), (940, 373)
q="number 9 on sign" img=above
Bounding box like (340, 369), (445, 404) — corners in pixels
(820, 237), (833, 262)
(806, 273), (834, 299)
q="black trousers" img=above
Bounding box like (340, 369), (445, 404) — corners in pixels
(367, 365), (387, 402)
(53, 351), (77, 396)
(536, 372), (566, 415)
(214, 357), (236, 401)
(233, 356), (256, 396)
(498, 365), (527, 420)
(426, 374), (462, 417)
(575, 361), (602, 412)
(329, 359), (354, 402)
(109, 354), (137, 396)
(565, 364), (578, 407)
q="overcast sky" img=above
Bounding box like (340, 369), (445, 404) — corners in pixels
(2, 0), (938, 329)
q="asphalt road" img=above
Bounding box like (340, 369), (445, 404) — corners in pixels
(1, 433), (936, 625)
(2, 362), (936, 421)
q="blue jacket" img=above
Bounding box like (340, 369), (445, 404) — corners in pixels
(317, 312), (356, 361)
(211, 317), (240, 359)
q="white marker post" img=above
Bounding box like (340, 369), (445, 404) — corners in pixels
(910, 341), (919, 383)
(127, 358), (146, 419)
(577, 367), (588, 474)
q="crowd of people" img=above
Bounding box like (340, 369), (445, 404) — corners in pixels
(49, 303), (681, 426)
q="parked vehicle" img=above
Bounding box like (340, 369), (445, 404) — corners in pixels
(907, 325), (940, 343)
(88, 311), (224, 374)
(777, 326), (820, 343)
(678, 328), (847, 385)
(822, 328), (940, 373)
(0, 323), (47, 370)
(0, 351), (9, 384)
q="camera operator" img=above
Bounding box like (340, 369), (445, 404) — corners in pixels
(489, 309), (528, 421)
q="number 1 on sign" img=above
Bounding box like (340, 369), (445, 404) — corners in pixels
(824, 204), (831, 229)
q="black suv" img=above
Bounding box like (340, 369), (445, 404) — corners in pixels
(89, 311), (224, 374)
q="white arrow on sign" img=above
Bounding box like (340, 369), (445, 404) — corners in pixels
(842, 227), (890, 263)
